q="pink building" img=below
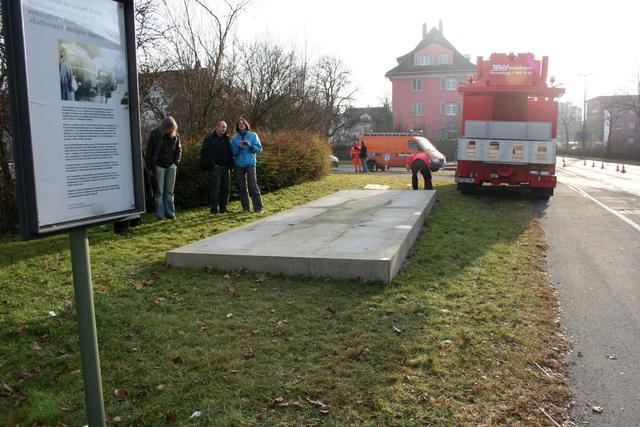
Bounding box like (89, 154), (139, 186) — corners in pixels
(386, 22), (475, 141)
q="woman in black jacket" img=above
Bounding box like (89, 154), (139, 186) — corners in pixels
(146, 117), (181, 219)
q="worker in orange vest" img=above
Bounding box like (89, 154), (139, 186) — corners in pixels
(406, 152), (433, 190)
(350, 142), (362, 173)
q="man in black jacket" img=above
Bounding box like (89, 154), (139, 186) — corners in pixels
(359, 141), (368, 173)
(200, 120), (234, 214)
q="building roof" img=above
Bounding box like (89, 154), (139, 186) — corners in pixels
(386, 26), (475, 78)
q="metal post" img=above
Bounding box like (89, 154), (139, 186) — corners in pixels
(69, 229), (106, 427)
(579, 73), (594, 152)
(582, 81), (587, 152)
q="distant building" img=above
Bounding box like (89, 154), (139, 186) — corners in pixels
(331, 106), (392, 157)
(587, 95), (639, 146)
(385, 21), (475, 141)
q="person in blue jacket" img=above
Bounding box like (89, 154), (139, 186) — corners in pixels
(231, 117), (264, 213)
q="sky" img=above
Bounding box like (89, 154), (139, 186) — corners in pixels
(240, 0), (640, 108)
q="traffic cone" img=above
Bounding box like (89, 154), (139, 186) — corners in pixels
(562, 157), (566, 167)
(592, 160), (595, 167)
(616, 164), (620, 172)
(601, 161), (604, 169)
(621, 164), (626, 174)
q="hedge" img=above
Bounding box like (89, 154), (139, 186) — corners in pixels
(0, 130), (331, 234)
(171, 129), (332, 209)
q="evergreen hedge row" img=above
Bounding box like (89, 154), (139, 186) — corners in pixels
(171, 130), (332, 210)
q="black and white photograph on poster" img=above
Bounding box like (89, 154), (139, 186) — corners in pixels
(17, 0), (141, 231)
(58, 39), (128, 104)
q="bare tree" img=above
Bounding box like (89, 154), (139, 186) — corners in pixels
(150, 0), (248, 135)
(0, 23), (17, 233)
(600, 97), (627, 156)
(622, 65), (640, 148)
(378, 97), (393, 132)
(231, 40), (301, 130)
(135, 0), (174, 131)
(311, 55), (357, 137)
(557, 101), (580, 145)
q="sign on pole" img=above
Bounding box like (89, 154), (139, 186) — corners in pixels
(3, 0), (144, 240)
(3, 1), (142, 425)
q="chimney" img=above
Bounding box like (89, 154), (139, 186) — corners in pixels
(439, 20), (443, 34)
(422, 22), (427, 40)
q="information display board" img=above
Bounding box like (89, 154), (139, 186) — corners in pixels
(4, 0), (144, 239)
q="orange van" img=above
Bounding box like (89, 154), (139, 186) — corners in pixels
(358, 133), (446, 172)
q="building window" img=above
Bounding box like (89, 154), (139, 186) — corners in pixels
(629, 123), (636, 130)
(414, 55), (434, 66)
(440, 77), (458, 90)
(440, 101), (458, 116)
(412, 78), (422, 91)
(411, 103), (423, 117)
(439, 53), (449, 65)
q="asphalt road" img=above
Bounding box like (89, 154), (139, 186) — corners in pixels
(540, 158), (640, 425)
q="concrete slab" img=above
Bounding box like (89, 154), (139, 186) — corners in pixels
(166, 190), (436, 283)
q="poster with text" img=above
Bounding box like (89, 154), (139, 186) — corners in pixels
(22, 0), (134, 228)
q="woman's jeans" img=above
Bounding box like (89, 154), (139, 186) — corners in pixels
(155, 164), (177, 218)
(236, 166), (263, 212)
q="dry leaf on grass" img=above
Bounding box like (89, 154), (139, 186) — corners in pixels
(114, 388), (128, 401)
(165, 410), (177, 422)
(269, 396), (304, 409)
(133, 279), (154, 290)
(439, 339), (454, 349)
(306, 397), (330, 413)
(351, 348), (370, 362)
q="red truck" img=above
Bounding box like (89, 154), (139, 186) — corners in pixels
(455, 53), (565, 198)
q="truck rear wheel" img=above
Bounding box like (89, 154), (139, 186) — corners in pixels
(457, 183), (477, 194)
(535, 188), (554, 199)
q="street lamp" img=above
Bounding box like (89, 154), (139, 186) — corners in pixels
(578, 73), (593, 152)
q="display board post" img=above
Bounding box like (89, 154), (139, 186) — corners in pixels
(69, 229), (106, 427)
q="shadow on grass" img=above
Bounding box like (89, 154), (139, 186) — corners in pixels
(1, 183), (557, 425)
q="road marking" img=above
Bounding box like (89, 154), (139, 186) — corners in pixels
(618, 210), (640, 215)
(568, 185), (640, 233)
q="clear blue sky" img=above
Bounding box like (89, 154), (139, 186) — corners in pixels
(242, 0), (640, 107)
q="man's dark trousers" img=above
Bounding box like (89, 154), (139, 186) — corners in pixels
(209, 165), (230, 212)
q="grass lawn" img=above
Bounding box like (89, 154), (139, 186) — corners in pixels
(0, 175), (571, 426)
